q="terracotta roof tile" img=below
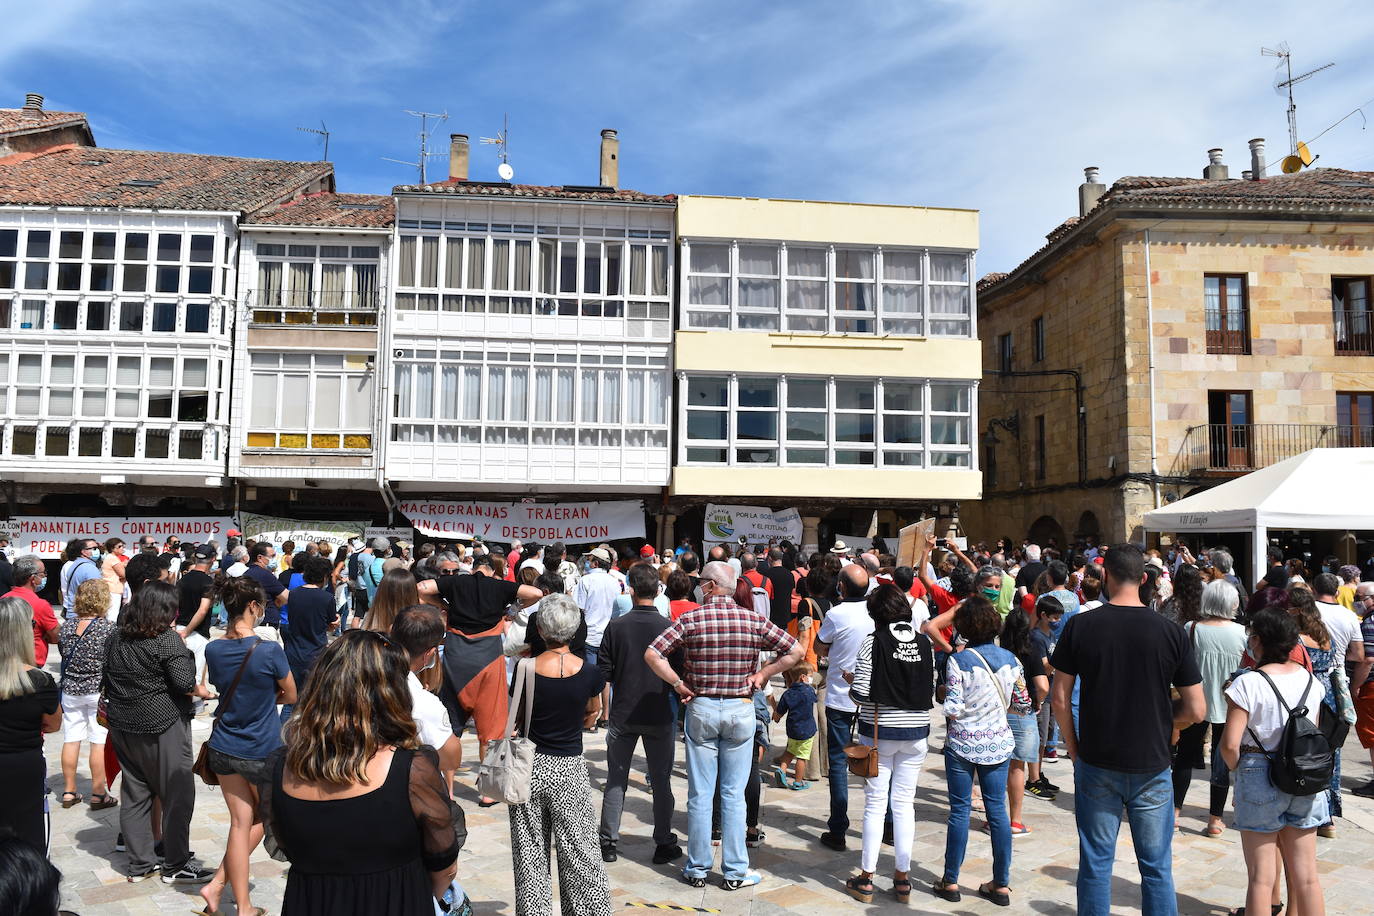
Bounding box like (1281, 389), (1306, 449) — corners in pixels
(394, 179), (674, 204)
(247, 192), (394, 228)
(0, 108), (88, 137)
(0, 147), (333, 213)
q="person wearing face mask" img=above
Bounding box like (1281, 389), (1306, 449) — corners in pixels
(198, 575), (297, 916)
(3, 556), (59, 669)
(391, 604), (463, 791)
(60, 537), (104, 621)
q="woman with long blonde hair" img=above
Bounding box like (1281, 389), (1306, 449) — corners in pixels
(58, 579), (117, 811)
(356, 567), (420, 633)
(260, 630), (460, 915)
(0, 595), (62, 849)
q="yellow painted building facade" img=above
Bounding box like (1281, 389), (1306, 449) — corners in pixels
(668, 195), (982, 550)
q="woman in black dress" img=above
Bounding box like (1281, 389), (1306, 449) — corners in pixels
(0, 595), (63, 850)
(259, 629), (460, 916)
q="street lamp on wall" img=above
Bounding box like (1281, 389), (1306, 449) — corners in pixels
(982, 413), (1021, 446)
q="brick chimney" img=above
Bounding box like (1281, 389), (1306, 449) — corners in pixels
(1249, 138), (1266, 180)
(1204, 148), (1229, 180)
(20, 93), (43, 123)
(449, 134), (469, 182)
(1078, 166), (1106, 216)
(599, 129), (619, 190)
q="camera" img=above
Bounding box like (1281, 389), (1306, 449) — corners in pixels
(737, 535), (747, 546)
(936, 538), (949, 548)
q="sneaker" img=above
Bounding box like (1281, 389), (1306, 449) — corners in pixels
(1026, 781), (1057, 801)
(126, 867), (158, 883)
(722, 871), (763, 891)
(160, 863), (216, 885)
(1042, 748), (1059, 761)
(682, 872), (707, 888)
(1010, 822), (1031, 837)
(1352, 779), (1374, 799)
(652, 843), (683, 864)
(1038, 776), (1061, 793)
(600, 843), (618, 863)
(819, 831), (847, 851)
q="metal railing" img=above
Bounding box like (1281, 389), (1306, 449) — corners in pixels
(1333, 308), (1374, 355)
(249, 290), (380, 326)
(1203, 307), (1250, 354)
(1176, 422), (1374, 474)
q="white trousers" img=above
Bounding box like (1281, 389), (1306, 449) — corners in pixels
(860, 735), (928, 873)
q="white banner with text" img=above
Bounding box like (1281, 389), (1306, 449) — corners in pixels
(0, 516), (236, 559)
(703, 504), (803, 545)
(241, 513), (368, 553)
(398, 499), (644, 544)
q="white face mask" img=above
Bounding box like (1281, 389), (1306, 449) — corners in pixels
(421, 649), (439, 671)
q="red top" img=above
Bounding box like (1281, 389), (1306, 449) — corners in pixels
(1241, 641), (1313, 672)
(5, 586), (58, 667)
(669, 599), (699, 622)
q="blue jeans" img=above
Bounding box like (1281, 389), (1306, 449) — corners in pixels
(684, 697), (754, 880)
(1074, 759), (1176, 916)
(942, 751), (1011, 887)
(825, 707), (857, 837)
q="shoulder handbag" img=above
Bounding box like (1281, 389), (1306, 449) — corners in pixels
(477, 659), (537, 804)
(843, 637), (881, 779)
(967, 648), (1011, 712)
(193, 637), (262, 787)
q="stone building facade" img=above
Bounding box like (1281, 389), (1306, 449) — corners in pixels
(964, 157), (1374, 570)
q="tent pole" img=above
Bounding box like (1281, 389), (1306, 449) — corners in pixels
(1253, 525), (1268, 589)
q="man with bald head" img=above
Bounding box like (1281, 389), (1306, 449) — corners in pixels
(815, 563), (873, 850)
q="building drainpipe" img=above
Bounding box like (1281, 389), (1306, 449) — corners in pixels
(1143, 230), (1161, 510)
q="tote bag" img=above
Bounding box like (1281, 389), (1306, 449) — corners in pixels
(476, 659), (536, 804)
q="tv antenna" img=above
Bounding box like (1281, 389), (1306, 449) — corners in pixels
(1262, 43), (1335, 155)
(295, 121), (330, 161)
(481, 114), (514, 182)
(383, 109), (449, 184)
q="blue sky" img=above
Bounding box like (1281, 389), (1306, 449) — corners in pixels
(6, 0), (1374, 273)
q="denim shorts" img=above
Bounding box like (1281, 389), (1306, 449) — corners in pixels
(1007, 711), (1039, 763)
(206, 746), (272, 786)
(1232, 752), (1329, 833)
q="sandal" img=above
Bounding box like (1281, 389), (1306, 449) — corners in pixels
(89, 792), (118, 810)
(933, 880), (961, 902)
(844, 874), (874, 904)
(978, 882), (1011, 907)
(893, 875), (911, 904)
(1229, 906), (1284, 916)
(60, 792), (83, 808)
(1204, 823), (1225, 837)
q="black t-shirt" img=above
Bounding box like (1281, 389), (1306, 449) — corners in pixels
(0, 668), (59, 752)
(762, 565), (795, 629)
(1015, 561), (1046, 590)
(177, 569), (214, 638)
(527, 606), (588, 659)
(517, 661), (605, 756)
(282, 586), (336, 681)
(437, 573), (519, 635)
(245, 565), (286, 626)
(1050, 602), (1201, 774)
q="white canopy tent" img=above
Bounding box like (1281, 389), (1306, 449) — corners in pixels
(1142, 448), (1374, 584)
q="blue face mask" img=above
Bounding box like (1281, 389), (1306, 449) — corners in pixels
(36, 576), (47, 592)
(982, 587), (1001, 601)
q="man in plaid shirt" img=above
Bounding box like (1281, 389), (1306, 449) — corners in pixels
(646, 561), (801, 890)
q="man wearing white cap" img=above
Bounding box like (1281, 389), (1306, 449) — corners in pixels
(575, 547), (621, 667)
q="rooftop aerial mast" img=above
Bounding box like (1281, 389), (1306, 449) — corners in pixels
(1262, 43), (1335, 155)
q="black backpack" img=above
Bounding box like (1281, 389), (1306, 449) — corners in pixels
(1245, 669), (1335, 796)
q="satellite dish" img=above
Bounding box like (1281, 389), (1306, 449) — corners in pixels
(1281, 155), (1303, 174)
(498, 162), (514, 181)
(1297, 141), (1313, 165)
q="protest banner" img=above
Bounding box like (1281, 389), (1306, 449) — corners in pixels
(240, 513), (367, 553)
(702, 504), (803, 545)
(0, 516), (235, 559)
(397, 499), (644, 544)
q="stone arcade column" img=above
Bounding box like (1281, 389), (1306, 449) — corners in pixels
(801, 516), (821, 556)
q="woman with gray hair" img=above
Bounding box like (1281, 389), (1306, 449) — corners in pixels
(1171, 578), (1247, 835)
(508, 593), (612, 916)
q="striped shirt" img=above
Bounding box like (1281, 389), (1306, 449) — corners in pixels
(649, 596), (797, 698)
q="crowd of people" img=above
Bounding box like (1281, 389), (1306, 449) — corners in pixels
(0, 526), (1370, 915)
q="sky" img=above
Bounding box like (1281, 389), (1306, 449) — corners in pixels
(5, 0), (1374, 274)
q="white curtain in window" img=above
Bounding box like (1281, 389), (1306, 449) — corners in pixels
(652, 247), (668, 296)
(257, 262), (283, 305)
(353, 264), (377, 306)
(149, 359), (174, 387)
(15, 389), (40, 414)
(83, 356), (108, 386)
(510, 367), (528, 421)
(556, 369), (574, 422)
(440, 367), (460, 419)
(513, 240), (532, 291)
(534, 368), (552, 422)
(647, 370), (666, 425)
(414, 365), (434, 419)
(394, 365), (412, 418)
(116, 357), (141, 386)
(50, 356), (75, 385)
(281, 377), (308, 427)
(17, 356), (41, 384)
(930, 253), (968, 283)
(601, 370), (620, 423)
(626, 370), (645, 424)
(487, 366), (506, 421)
(182, 359), (208, 387)
(288, 262), (313, 307)
(580, 370), (599, 423)
(314, 375), (342, 428)
(462, 366), (480, 420)
(398, 237), (417, 286)
(629, 246), (646, 296)
(346, 375), (373, 428)
(320, 264), (346, 308)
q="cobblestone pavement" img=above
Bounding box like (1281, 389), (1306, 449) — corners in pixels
(42, 699), (1374, 916)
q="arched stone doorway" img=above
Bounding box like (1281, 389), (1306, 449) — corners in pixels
(1074, 510), (1101, 543)
(1027, 515), (1067, 551)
